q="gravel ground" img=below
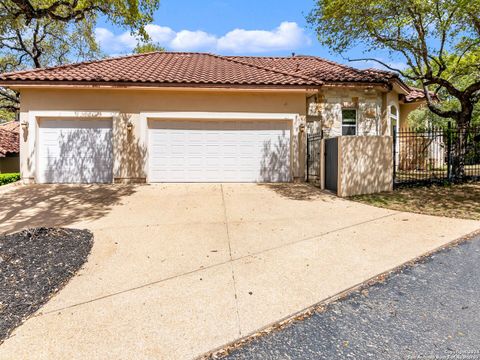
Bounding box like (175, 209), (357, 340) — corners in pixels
(0, 228), (93, 343)
(222, 236), (480, 360)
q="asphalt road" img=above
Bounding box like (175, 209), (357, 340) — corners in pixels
(223, 236), (480, 360)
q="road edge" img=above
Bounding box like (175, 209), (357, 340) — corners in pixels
(198, 228), (480, 360)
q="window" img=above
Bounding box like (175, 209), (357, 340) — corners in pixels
(342, 109), (357, 136)
(390, 105), (399, 135)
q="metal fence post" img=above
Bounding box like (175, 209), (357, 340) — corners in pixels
(306, 135), (310, 181)
(447, 121), (452, 181)
(393, 125), (397, 187)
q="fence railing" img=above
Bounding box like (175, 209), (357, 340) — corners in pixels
(393, 124), (480, 186)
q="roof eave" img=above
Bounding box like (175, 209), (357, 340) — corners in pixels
(0, 80), (323, 91)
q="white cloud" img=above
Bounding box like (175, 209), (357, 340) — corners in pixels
(218, 22), (310, 53)
(144, 24), (176, 44)
(170, 30), (218, 51)
(95, 27), (136, 54)
(95, 21), (310, 55)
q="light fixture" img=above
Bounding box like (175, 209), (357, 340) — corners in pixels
(299, 124), (306, 132)
(20, 120), (29, 130)
(126, 121), (133, 132)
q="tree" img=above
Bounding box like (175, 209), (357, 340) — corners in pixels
(133, 42), (165, 54)
(0, 0), (161, 117)
(1, 0), (160, 37)
(0, 17), (100, 114)
(307, 0), (480, 178)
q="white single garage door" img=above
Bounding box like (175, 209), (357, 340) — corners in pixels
(38, 119), (113, 183)
(149, 120), (291, 182)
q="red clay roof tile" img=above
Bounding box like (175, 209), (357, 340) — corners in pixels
(0, 125), (19, 157)
(0, 52), (425, 101)
(0, 52), (403, 87)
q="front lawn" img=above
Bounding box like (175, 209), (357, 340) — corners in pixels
(351, 182), (480, 220)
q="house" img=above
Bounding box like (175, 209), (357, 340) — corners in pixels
(0, 52), (424, 184)
(0, 120), (20, 173)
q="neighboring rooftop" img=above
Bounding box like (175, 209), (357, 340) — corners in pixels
(0, 121), (20, 134)
(0, 122), (19, 157)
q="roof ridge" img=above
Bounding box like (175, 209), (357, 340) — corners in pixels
(227, 54), (393, 82)
(214, 54), (323, 85)
(307, 56), (390, 81)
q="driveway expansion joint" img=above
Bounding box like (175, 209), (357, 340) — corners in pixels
(221, 184), (242, 337)
(42, 211), (405, 315)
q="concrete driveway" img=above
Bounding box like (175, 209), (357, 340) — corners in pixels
(0, 183), (478, 360)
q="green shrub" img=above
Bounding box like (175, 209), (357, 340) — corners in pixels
(0, 172), (20, 186)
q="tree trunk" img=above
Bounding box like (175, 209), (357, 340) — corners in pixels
(451, 113), (472, 180)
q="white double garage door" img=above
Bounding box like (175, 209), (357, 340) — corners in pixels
(38, 118), (291, 183)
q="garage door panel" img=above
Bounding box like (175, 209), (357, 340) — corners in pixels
(149, 120), (290, 183)
(38, 119), (113, 184)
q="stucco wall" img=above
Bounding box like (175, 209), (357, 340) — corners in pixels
(399, 102), (423, 129)
(337, 136), (393, 197)
(19, 88), (307, 183)
(0, 155), (19, 173)
(307, 88), (386, 138)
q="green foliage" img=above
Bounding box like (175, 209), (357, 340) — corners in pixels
(307, 0), (480, 127)
(133, 42), (165, 54)
(0, 1), (160, 39)
(0, 172), (20, 186)
(0, 0), (161, 117)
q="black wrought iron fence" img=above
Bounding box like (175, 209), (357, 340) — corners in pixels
(306, 132), (323, 182)
(393, 123), (480, 186)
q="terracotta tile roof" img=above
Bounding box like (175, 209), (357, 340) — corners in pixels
(0, 126), (19, 157)
(404, 87), (429, 103)
(0, 52), (404, 88)
(227, 56), (397, 84)
(0, 52), (323, 87)
(0, 121), (20, 133)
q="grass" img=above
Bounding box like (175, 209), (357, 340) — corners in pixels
(351, 182), (480, 220)
(0, 173), (20, 186)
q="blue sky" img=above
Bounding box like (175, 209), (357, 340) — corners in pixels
(95, 0), (403, 70)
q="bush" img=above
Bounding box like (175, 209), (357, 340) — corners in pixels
(0, 173), (20, 186)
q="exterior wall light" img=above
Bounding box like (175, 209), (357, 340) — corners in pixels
(299, 124), (306, 132)
(20, 120), (29, 130)
(126, 121), (134, 132)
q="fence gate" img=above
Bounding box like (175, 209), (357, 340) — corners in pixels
(325, 137), (338, 192)
(306, 133), (322, 182)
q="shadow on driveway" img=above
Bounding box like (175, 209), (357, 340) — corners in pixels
(0, 185), (137, 234)
(259, 183), (334, 201)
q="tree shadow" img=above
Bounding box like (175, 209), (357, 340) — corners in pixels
(42, 126), (113, 183)
(259, 134), (290, 182)
(259, 183), (334, 201)
(0, 184), (137, 235)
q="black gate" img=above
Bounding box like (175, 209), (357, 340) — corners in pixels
(325, 137), (338, 192)
(306, 133), (322, 182)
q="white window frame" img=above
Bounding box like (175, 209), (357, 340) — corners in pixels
(341, 108), (358, 136)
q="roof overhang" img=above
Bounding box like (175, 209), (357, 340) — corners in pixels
(0, 81), (322, 93)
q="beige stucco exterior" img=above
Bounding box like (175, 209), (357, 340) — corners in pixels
(337, 136), (393, 197)
(17, 84), (418, 187)
(19, 88), (308, 183)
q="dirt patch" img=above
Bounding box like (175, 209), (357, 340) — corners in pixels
(0, 228), (93, 343)
(350, 182), (480, 220)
